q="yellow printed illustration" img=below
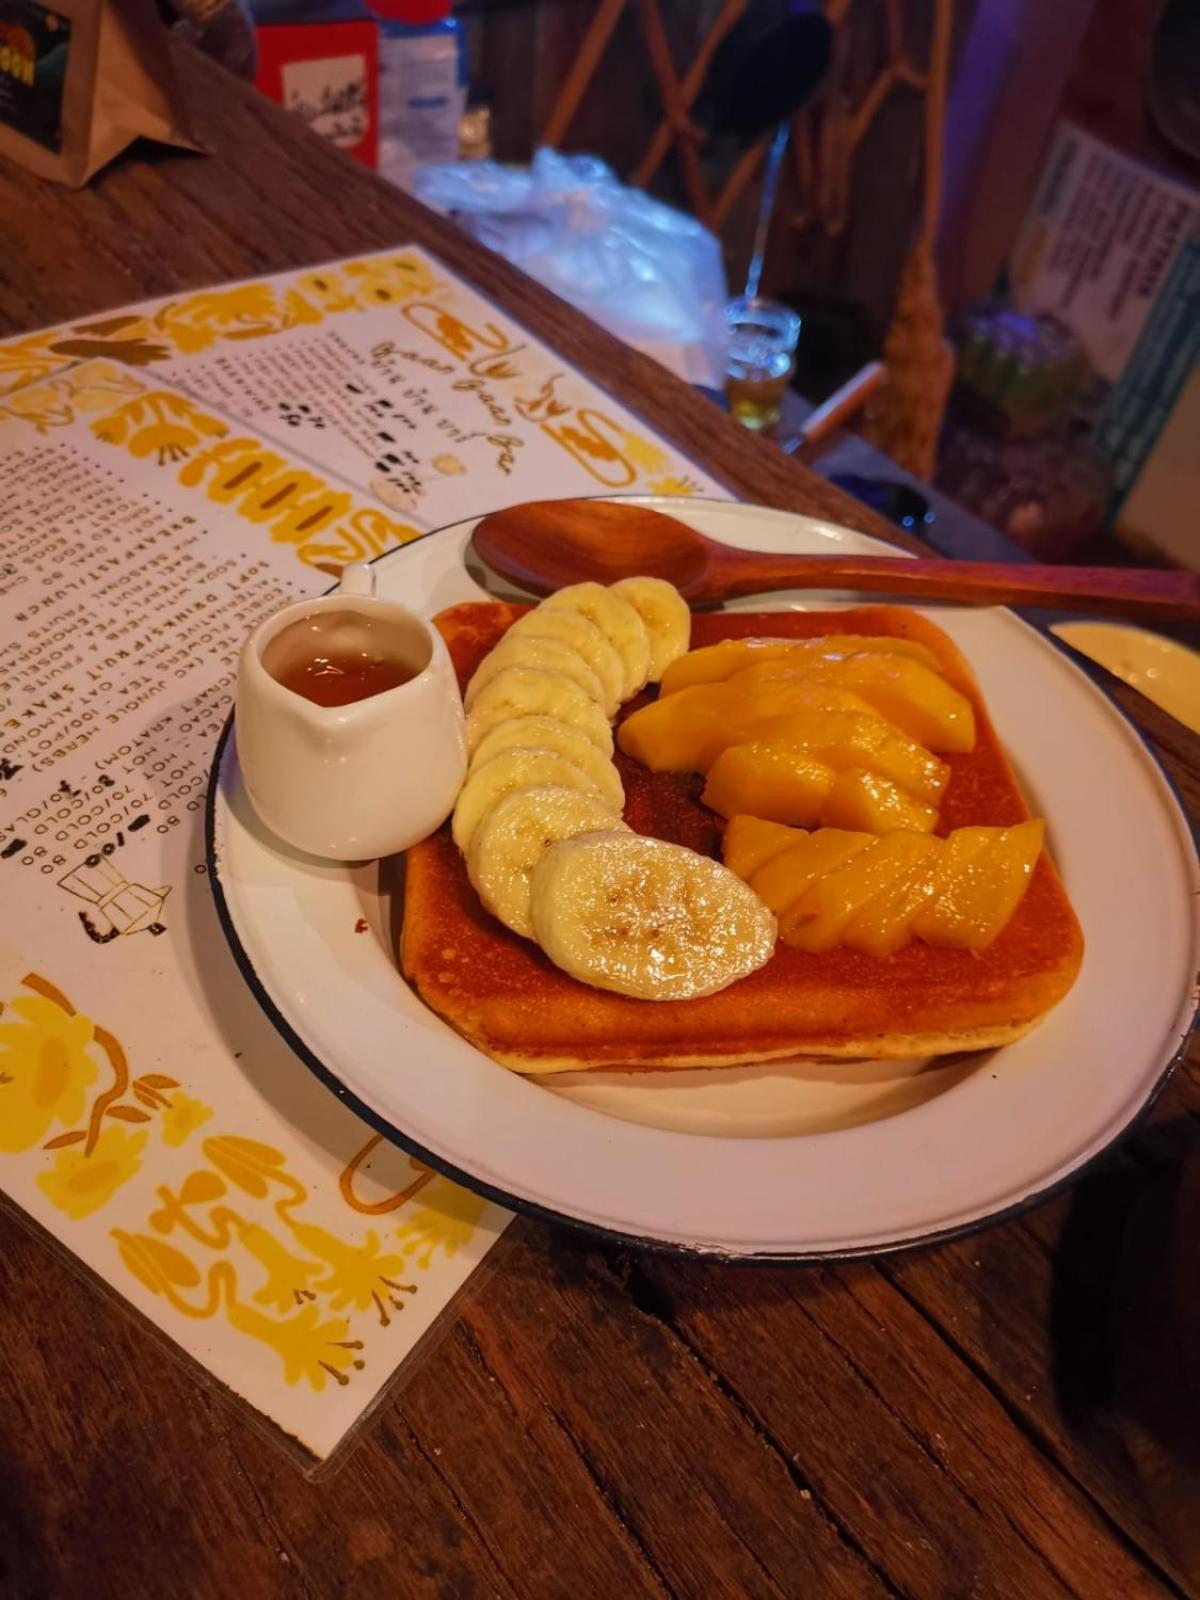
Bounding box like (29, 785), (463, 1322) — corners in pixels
(2, 974), (493, 1398)
(0, 252), (447, 399)
(92, 389), (228, 464)
(0, 246), (718, 537)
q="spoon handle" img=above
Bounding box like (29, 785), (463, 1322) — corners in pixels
(705, 552), (1200, 622)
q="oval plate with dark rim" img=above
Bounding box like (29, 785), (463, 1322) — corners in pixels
(206, 499), (1200, 1260)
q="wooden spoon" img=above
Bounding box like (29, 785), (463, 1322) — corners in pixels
(471, 499), (1200, 622)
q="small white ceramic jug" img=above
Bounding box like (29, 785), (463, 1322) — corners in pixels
(235, 564), (466, 860)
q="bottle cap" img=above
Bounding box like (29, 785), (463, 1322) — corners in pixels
(369, 0), (452, 21)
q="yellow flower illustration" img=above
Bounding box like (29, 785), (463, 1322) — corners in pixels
(395, 1179), (487, 1268)
(344, 254), (438, 305)
(160, 1091), (213, 1147)
(645, 473), (703, 497)
(431, 453), (465, 476)
(620, 429), (669, 474)
(0, 993), (98, 1153)
(38, 1124), (148, 1219)
(279, 288), (323, 330)
(226, 1297), (361, 1390)
(295, 270), (359, 314)
(154, 284), (283, 353)
(0, 331), (69, 395)
(92, 391), (227, 464)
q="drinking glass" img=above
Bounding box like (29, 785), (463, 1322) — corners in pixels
(724, 296), (801, 432)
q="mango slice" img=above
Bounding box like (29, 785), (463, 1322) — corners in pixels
(841, 846), (960, 956)
(617, 683), (736, 771)
(660, 634), (941, 696)
(749, 829), (873, 915)
(726, 654), (976, 754)
(703, 743), (836, 825)
(781, 832), (940, 952)
(821, 768), (939, 834)
(705, 743), (939, 832)
(914, 819), (1045, 950)
(660, 638), (807, 696)
(724, 819), (1047, 955)
(721, 815), (805, 880)
(618, 683), (892, 773)
(727, 711), (947, 801)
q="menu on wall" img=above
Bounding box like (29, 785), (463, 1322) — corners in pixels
(0, 248), (729, 1466)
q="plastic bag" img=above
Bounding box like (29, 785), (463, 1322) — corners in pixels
(413, 149), (729, 386)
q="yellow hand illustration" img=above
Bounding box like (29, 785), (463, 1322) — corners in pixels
(287, 1220), (416, 1326)
(237, 1221), (325, 1313)
(395, 1179), (487, 1268)
(112, 1243), (364, 1391)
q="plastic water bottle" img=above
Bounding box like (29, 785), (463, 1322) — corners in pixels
(372, 0), (466, 191)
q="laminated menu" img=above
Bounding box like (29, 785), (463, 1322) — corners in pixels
(0, 246), (727, 1465)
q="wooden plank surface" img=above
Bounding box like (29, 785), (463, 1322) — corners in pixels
(0, 41), (1197, 1600)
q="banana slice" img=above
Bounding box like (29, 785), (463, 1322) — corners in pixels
(452, 747), (614, 855)
(507, 609), (624, 717)
(466, 668), (613, 756)
(468, 785), (626, 937)
(469, 720), (624, 811)
(543, 582), (651, 700)
(610, 576), (691, 682)
(465, 635), (605, 710)
(470, 714), (616, 782)
(530, 830), (777, 1000)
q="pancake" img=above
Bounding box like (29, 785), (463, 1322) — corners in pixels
(401, 603), (1084, 1073)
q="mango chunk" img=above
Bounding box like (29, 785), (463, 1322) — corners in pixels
(619, 683), (896, 773)
(729, 711), (948, 801)
(721, 815), (805, 880)
(748, 829), (873, 916)
(820, 768), (938, 834)
(781, 832), (940, 952)
(841, 853), (947, 956)
(617, 684), (736, 771)
(703, 743), (836, 825)
(660, 638), (806, 696)
(846, 826), (995, 955)
(724, 819), (1045, 955)
(660, 634), (940, 696)
(727, 654), (976, 754)
(914, 819), (1045, 950)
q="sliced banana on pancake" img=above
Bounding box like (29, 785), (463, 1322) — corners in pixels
(530, 831), (777, 1000)
(470, 724), (624, 811)
(610, 576), (691, 682)
(465, 635), (605, 710)
(542, 582), (651, 700)
(466, 667), (613, 756)
(469, 714), (618, 790)
(468, 785), (627, 938)
(506, 609), (624, 717)
(452, 747), (614, 855)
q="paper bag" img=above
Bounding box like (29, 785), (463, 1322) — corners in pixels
(0, 0), (200, 186)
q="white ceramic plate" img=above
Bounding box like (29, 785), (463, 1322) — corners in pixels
(207, 498), (1200, 1259)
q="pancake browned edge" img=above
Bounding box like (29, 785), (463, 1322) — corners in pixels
(401, 603), (1084, 1074)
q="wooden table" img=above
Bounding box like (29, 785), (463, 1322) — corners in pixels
(2, 45), (1198, 1600)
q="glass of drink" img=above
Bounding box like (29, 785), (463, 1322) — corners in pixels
(724, 296), (801, 432)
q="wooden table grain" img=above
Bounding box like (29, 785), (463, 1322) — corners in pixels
(2, 44), (1198, 1600)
